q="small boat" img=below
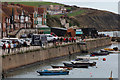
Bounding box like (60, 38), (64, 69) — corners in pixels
(71, 61), (96, 66)
(37, 68), (69, 75)
(100, 49), (109, 52)
(51, 65), (72, 70)
(63, 63), (89, 68)
(104, 48), (114, 51)
(108, 51), (120, 53)
(101, 49), (120, 53)
(91, 51), (109, 56)
(76, 56), (98, 60)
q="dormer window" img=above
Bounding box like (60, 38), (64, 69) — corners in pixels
(25, 16), (28, 21)
(9, 18), (10, 23)
(22, 11), (24, 15)
(15, 15), (17, 19)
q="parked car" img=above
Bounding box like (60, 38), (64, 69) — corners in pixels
(45, 34), (58, 42)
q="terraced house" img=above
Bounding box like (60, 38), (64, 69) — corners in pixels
(1, 2), (47, 38)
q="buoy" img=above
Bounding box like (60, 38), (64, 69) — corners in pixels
(109, 71), (113, 80)
(91, 54), (95, 56)
(103, 58), (106, 61)
(90, 72), (92, 77)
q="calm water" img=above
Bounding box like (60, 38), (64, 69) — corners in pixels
(5, 42), (119, 78)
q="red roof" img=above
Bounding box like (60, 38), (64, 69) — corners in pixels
(38, 8), (44, 14)
(20, 4), (35, 14)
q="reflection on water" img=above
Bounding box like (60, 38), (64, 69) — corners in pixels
(6, 42), (119, 78)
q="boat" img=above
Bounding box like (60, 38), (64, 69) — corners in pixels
(100, 49), (109, 52)
(51, 65), (72, 70)
(37, 68), (69, 75)
(101, 49), (120, 53)
(107, 50), (120, 53)
(76, 56), (98, 60)
(104, 48), (114, 51)
(91, 51), (109, 56)
(71, 61), (96, 66)
(63, 63), (89, 68)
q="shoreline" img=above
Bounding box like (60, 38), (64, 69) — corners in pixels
(2, 37), (111, 75)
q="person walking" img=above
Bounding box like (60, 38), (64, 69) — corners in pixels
(69, 37), (71, 42)
(2, 43), (6, 55)
(72, 37), (74, 42)
(63, 37), (66, 43)
(8, 42), (11, 54)
(60, 37), (63, 44)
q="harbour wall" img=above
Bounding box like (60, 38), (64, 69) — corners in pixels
(2, 37), (111, 72)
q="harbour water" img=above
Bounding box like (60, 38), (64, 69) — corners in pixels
(5, 42), (119, 78)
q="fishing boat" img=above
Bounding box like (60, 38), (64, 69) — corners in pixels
(100, 49), (109, 52)
(37, 68), (69, 75)
(91, 51), (109, 56)
(71, 61), (96, 66)
(76, 56), (98, 60)
(108, 50), (120, 53)
(63, 62), (89, 68)
(51, 65), (72, 70)
(104, 48), (114, 51)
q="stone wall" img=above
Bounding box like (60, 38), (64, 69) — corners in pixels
(16, 29), (38, 38)
(2, 37), (111, 71)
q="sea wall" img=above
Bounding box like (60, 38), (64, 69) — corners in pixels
(2, 37), (111, 71)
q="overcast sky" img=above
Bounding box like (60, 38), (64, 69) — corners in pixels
(41, 0), (119, 13)
(8, 0), (120, 14)
(42, 0), (119, 2)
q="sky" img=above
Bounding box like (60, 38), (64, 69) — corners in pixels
(1, 0), (119, 14)
(42, 0), (119, 14)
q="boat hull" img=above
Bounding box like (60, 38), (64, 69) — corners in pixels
(91, 52), (109, 56)
(76, 56), (98, 60)
(37, 71), (69, 75)
(51, 66), (72, 70)
(71, 62), (96, 66)
(63, 63), (89, 68)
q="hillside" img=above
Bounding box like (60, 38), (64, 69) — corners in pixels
(8, 2), (120, 31)
(47, 5), (120, 31)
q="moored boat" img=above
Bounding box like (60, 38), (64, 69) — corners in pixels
(71, 61), (96, 66)
(76, 56), (98, 60)
(37, 68), (69, 75)
(91, 51), (109, 56)
(63, 63), (89, 68)
(51, 65), (72, 70)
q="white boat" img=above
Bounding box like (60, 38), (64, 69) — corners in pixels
(108, 51), (120, 53)
(76, 56), (98, 60)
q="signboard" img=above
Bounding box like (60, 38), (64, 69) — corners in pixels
(76, 31), (83, 34)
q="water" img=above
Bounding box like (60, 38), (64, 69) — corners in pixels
(5, 42), (119, 78)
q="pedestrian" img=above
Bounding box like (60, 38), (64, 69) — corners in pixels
(63, 37), (66, 42)
(57, 37), (60, 45)
(72, 37), (74, 42)
(69, 37), (71, 42)
(8, 42), (11, 54)
(74, 37), (76, 43)
(60, 37), (63, 44)
(2, 43), (6, 51)
(65, 37), (68, 43)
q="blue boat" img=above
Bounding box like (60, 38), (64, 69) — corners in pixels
(37, 68), (69, 75)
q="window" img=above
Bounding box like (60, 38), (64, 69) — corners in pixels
(25, 17), (28, 21)
(9, 19), (10, 23)
(15, 15), (17, 19)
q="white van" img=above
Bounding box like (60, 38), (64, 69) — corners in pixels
(45, 34), (58, 42)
